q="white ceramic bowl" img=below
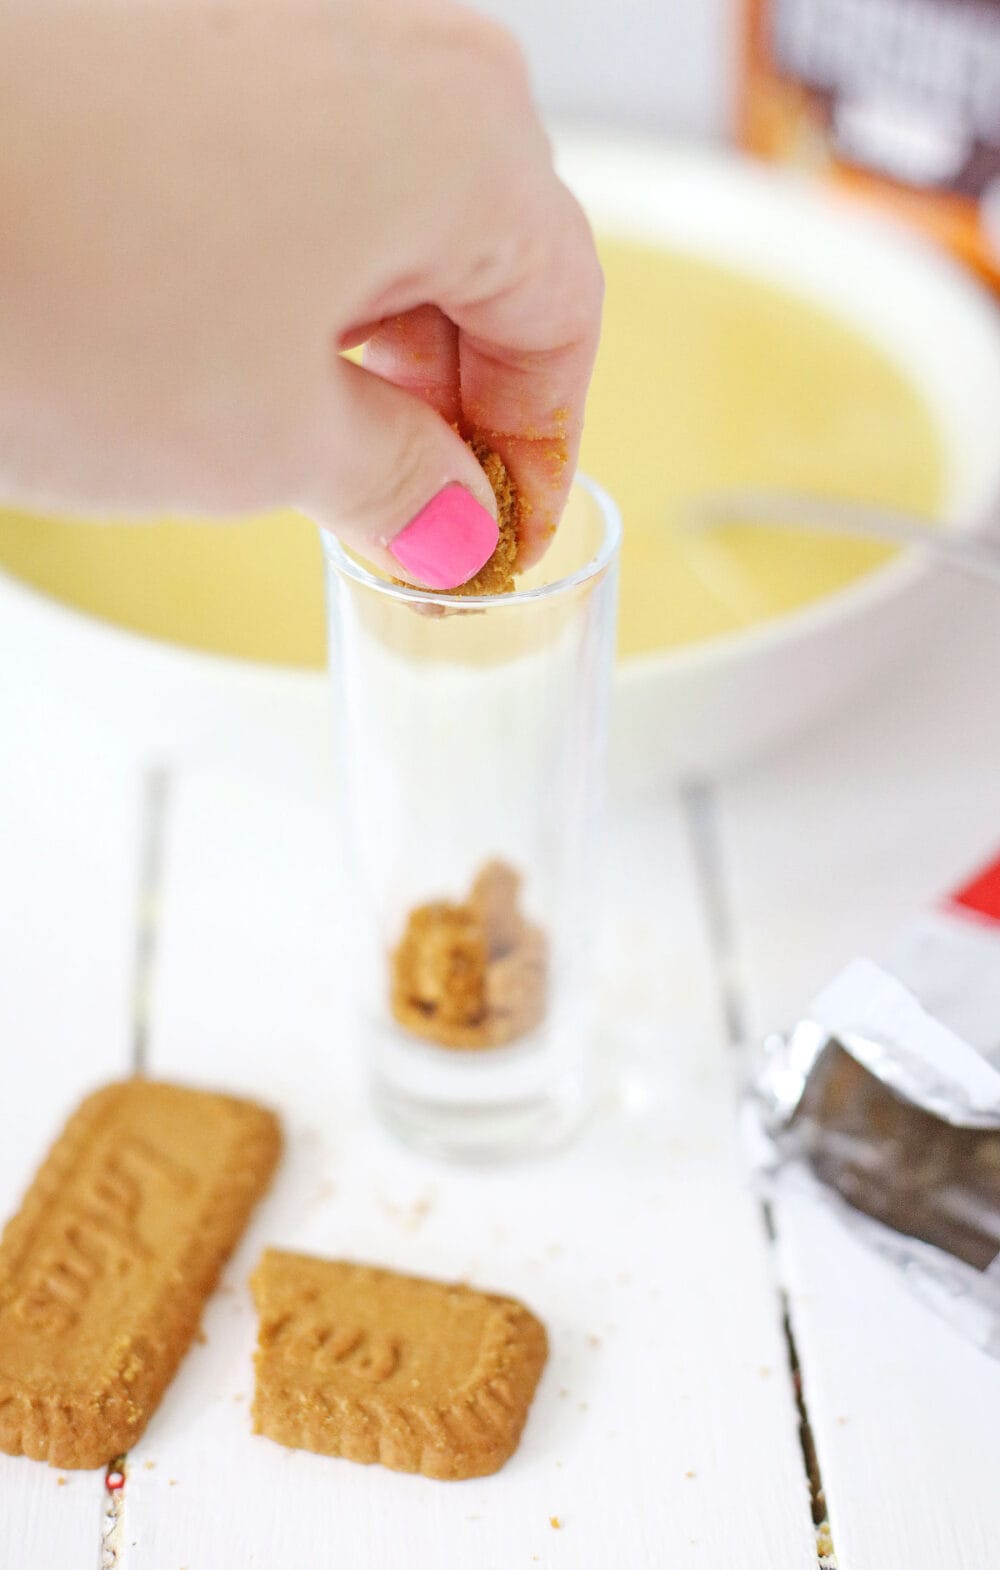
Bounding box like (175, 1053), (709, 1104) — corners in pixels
(5, 134), (1000, 787)
(555, 132), (1000, 783)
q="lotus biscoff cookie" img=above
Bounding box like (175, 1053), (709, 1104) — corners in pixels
(0, 1079), (281, 1469)
(250, 1251), (548, 1480)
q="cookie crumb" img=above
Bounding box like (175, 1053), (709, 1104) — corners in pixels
(403, 439), (523, 598)
(549, 1516), (562, 1530)
(377, 1191), (435, 1231)
(391, 860), (547, 1051)
(454, 440), (521, 596)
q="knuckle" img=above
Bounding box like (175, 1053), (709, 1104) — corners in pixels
(477, 17), (531, 87)
(432, 4), (528, 76)
(442, 8), (533, 104)
(550, 188), (605, 334)
(577, 233), (606, 332)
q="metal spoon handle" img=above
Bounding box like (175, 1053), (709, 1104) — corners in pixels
(683, 490), (1000, 589)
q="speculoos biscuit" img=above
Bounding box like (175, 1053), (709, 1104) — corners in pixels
(0, 1079), (281, 1468)
(251, 1251), (548, 1480)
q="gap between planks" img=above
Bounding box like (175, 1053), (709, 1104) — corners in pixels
(130, 766), (172, 1078)
(680, 779), (836, 1570)
(99, 765), (174, 1570)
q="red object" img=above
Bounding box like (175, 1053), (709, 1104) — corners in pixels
(951, 855), (1000, 925)
(106, 1470), (125, 1492)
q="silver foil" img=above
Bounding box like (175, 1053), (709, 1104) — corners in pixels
(747, 958), (1000, 1355)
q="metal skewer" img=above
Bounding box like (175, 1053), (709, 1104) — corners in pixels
(681, 490), (1000, 589)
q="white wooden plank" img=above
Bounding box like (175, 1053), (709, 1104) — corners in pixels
(718, 582), (1000, 1570)
(718, 580), (1000, 1037)
(0, 668), (142, 1567)
(123, 755), (818, 1569)
(774, 1194), (1000, 1570)
(0, 569), (331, 776)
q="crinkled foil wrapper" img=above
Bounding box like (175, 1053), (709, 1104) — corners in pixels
(745, 958), (1000, 1355)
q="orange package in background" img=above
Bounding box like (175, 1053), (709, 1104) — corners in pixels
(740, 0), (1000, 293)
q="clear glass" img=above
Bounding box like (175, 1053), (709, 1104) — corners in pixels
(323, 476), (621, 1160)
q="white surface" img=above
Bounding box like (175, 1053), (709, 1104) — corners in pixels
(774, 1194), (1000, 1570)
(2, 491), (999, 1569)
(120, 765), (815, 1569)
(717, 578), (1000, 1036)
(717, 578), (1000, 1570)
(2, 572), (999, 1566)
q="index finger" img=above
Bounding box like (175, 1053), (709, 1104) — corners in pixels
(444, 178), (603, 567)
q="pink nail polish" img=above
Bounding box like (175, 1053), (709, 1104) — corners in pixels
(389, 485), (499, 590)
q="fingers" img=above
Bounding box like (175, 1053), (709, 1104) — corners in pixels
(445, 179), (604, 565)
(355, 186), (603, 571)
(361, 304), (462, 425)
(296, 351), (500, 590)
(320, 28), (602, 583)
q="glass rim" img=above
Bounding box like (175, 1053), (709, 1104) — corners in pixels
(320, 472), (621, 609)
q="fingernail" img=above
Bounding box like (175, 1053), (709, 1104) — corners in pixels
(389, 484), (498, 589)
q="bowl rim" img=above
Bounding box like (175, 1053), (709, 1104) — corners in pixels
(552, 129), (1000, 688)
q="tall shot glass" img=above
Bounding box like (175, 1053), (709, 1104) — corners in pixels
(323, 476), (620, 1159)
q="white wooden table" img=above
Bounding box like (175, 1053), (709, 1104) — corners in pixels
(2, 568), (999, 1570)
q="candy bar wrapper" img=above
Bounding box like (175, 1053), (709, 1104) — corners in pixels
(746, 852), (1000, 1355)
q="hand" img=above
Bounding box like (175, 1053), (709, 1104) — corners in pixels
(0, 0), (603, 588)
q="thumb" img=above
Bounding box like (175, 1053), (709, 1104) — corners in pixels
(298, 355), (500, 589)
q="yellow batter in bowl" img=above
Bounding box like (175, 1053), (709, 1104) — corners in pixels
(0, 239), (941, 665)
